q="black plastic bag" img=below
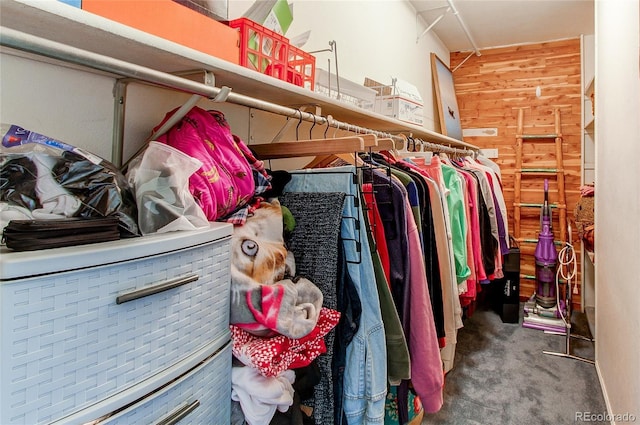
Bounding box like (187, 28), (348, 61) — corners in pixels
(1, 124), (140, 238)
(52, 150), (139, 237)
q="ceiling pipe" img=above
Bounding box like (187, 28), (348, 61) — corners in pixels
(446, 0), (482, 56)
(416, 7), (450, 43)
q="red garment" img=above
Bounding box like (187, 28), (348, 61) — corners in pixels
(362, 183), (391, 284)
(230, 307), (340, 377)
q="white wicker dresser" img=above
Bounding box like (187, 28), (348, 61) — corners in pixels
(0, 222), (233, 424)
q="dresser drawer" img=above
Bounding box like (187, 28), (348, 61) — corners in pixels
(1, 236), (231, 424)
(103, 342), (232, 425)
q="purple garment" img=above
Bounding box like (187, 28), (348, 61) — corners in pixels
(366, 168), (411, 328)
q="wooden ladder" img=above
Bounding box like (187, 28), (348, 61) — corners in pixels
(514, 108), (567, 245)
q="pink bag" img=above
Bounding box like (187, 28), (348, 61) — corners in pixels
(154, 107), (255, 221)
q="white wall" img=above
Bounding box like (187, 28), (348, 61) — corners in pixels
(0, 52), (248, 165)
(229, 0), (450, 131)
(2, 1), (449, 165)
(0, 54), (115, 161)
(594, 0), (640, 422)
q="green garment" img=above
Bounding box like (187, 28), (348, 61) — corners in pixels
(441, 163), (472, 284)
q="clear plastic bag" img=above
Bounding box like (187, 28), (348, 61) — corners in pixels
(127, 141), (209, 235)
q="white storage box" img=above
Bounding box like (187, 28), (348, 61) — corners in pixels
(375, 96), (425, 126)
(315, 68), (377, 110)
(367, 77), (425, 125)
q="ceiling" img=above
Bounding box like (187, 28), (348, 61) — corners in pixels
(410, 0), (594, 53)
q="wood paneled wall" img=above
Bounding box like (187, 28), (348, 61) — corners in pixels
(450, 39), (583, 309)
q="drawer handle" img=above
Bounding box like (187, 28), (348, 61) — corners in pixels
(116, 274), (199, 304)
(156, 400), (200, 425)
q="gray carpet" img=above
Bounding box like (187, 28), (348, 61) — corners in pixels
(422, 301), (607, 425)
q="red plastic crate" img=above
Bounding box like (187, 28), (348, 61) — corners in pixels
(228, 18), (315, 89)
(287, 45), (315, 90)
(229, 17), (289, 80)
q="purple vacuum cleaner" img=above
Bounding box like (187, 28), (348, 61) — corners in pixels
(534, 179), (558, 308)
(523, 179), (565, 333)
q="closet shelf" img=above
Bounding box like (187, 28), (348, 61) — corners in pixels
(584, 117), (595, 132)
(585, 76), (595, 98)
(0, 0), (477, 151)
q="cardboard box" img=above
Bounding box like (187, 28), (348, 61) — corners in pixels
(82, 0), (239, 64)
(366, 77), (424, 125)
(375, 96), (424, 126)
(391, 78), (423, 105)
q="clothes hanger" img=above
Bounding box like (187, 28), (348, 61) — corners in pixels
(370, 137), (396, 152)
(390, 133), (410, 159)
(251, 112), (366, 160)
(395, 137), (434, 161)
(410, 139), (434, 160)
(361, 133), (378, 148)
(438, 148), (454, 165)
(380, 133), (402, 160)
(302, 122), (371, 168)
(368, 131), (395, 153)
(250, 137), (366, 159)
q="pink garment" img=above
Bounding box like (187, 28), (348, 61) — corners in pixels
(404, 198), (444, 413)
(155, 107), (256, 220)
(457, 169), (476, 303)
(412, 156), (445, 191)
(460, 169), (487, 282)
(580, 185), (595, 197)
(230, 307), (340, 377)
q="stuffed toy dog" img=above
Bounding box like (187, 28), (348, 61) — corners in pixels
(229, 199), (324, 339)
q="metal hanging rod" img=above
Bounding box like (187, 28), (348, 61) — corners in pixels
(0, 26), (478, 154)
(413, 137), (475, 157)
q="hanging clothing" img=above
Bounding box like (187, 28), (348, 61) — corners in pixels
(367, 168), (411, 327)
(250, 147), (510, 418)
(374, 154), (446, 346)
(284, 166), (388, 425)
(440, 160), (472, 285)
(364, 164), (444, 414)
(280, 191), (346, 425)
(465, 166), (499, 277)
(403, 195), (444, 413)
(362, 183), (392, 284)
(422, 176), (463, 374)
(360, 191), (412, 385)
(476, 153), (502, 180)
(396, 162), (446, 346)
